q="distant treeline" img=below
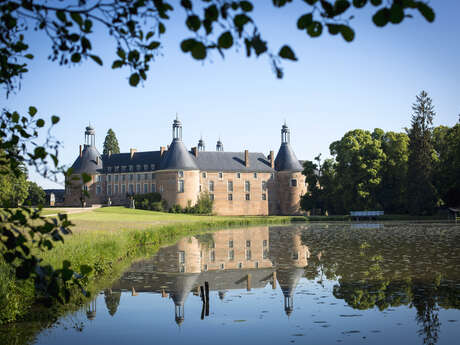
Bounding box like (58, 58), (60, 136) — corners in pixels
(301, 91), (460, 215)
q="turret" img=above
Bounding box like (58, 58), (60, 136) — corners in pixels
(65, 125), (103, 206)
(274, 122), (306, 215)
(198, 136), (205, 151)
(158, 116), (200, 208)
(216, 138), (224, 152)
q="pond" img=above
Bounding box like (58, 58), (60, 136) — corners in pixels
(22, 223), (460, 344)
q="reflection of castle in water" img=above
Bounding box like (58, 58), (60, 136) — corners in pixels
(108, 226), (310, 323)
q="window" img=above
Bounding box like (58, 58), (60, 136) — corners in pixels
(178, 180), (184, 193)
(236, 172), (241, 179)
(107, 174), (112, 183)
(151, 183), (156, 193)
(129, 184), (133, 194)
(262, 193), (267, 200)
(291, 179), (297, 187)
(121, 166), (127, 172)
(199, 185), (202, 192)
(151, 173), (155, 179)
(262, 180), (267, 191)
(209, 193), (214, 201)
(114, 185), (119, 194)
(144, 173), (148, 180)
(144, 184), (148, 193)
(129, 174), (133, 181)
(107, 167), (112, 173)
(218, 172), (223, 179)
(263, 249), (269, 259)
(180, 265), (185, 273)
(107, 185), (112, 195)
(238, 262), (243, 269)
(210, 250), (215, 262)
(209, 181), (214, 192)
(245, 193), (250, 201)
(229, 240), (234, 248)
(245, 181), (250, 192)
(136, 184), (140, 193)
(263, 239), (267, 247)
(202, 172), (207, 178)
(178, 170), (184, 178)
(96, 185), (101, 195)
(220, 263), (225, 270)
(253, 172), (257, 179)
(229, 250), (234, 261)
(246, 240), (251, 247)
(255, 261), (259, 269)
(159, 185), (164, 193)
(270, 173), (274, 179)
(137, 174), (141, 181)
(246, 249), (252, 260)
(292, 252), (299, 260)
(96, 175), (101, 182)
(115, 166), (119, 172)
(204, 264), (208, 271)
(114, 174), (119, 183)
(179, 251), (185, 264)
(122, 184), (126, 194)
(228, 193), (233, 201)
(227, 181), (233, 192)
(122, 174), (126, 182)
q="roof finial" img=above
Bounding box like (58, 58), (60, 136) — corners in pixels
(176, 112), (179, 121)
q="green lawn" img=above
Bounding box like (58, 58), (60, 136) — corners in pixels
(66, 206), (291, 232)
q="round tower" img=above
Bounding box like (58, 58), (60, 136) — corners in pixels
(157, 116), (200, 209)
(65, 125), (103, 206)
(274, 122), (306, 215)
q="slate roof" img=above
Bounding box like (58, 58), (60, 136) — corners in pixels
(195, 151), (274, 172)
(275, 143), (303, 172)
(70, 145), (103, 174)
(102, 150), (162, 172)
(159, 140), (199, 170)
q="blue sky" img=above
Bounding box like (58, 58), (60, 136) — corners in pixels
(3, 1), (459, 189)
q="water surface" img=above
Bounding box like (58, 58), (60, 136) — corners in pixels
(26, 223), (460, 344)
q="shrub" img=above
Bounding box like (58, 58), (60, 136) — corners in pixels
(192, 192), (213, 214)
(133, 193), (163, 210)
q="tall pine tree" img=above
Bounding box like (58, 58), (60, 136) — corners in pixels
(103, 129), (120, 155)
(407, 91), (437, 215)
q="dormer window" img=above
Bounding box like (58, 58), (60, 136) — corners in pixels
(236, 172), (241, 179)
(129, 165), (133, 172)
(144, 164), (148, 171)
(107, 166), (112, 173)
(122, 165), (126, 172)
(218, 172), (223, 180)
(114, 166), (119, 172)
(136, 164), (141, 171)
(150, 164), (156, 170)
(178, 171), (184, 178)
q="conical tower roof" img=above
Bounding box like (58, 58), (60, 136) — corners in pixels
(169, 274), (200, 306)
(70, 145), (102, 174)
(275, 143), (302, 171)
(159, 140), (198, 170)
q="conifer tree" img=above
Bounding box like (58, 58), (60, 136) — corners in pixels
(406, 91), (437, 215)
(102, 129), (120, 155)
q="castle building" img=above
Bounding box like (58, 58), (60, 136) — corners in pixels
(65, 117), (306, 215)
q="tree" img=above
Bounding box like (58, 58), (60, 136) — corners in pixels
(24, 181), (46, 206)
(330, 129), (385, 212)
(102, 129), (120, 155)
(0, 151), (28, 207)
(377, 131), (409, 213)
(406, 91), (437, 215)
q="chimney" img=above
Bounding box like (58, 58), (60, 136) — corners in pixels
(160, 146), (166, 156)
(96, 156), (99, 164)
(270, 150), (274, 168)
(244, 149), (249, 167)
(79, 145), (82, 158)
(130, 148), (137, 159)
(191, 147), (198, 157)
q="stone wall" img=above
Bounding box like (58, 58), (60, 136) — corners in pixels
(276, 171), (306, 215)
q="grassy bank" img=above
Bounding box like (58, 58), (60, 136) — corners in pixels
(1, 207), (293, 325)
